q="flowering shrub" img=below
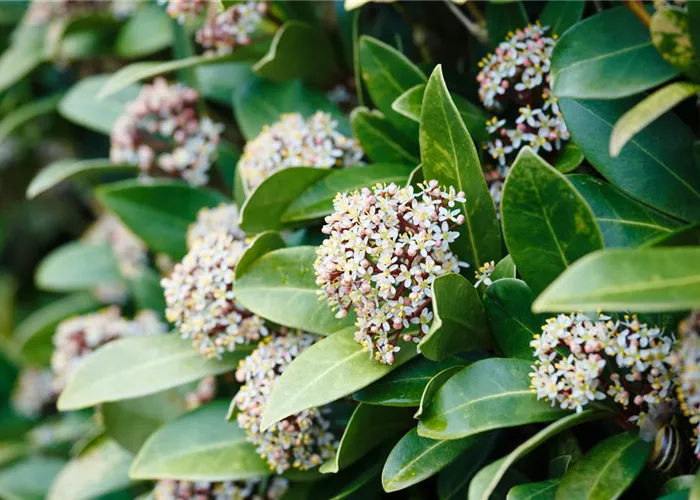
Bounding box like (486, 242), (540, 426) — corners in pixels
(2, 1), (700, 499)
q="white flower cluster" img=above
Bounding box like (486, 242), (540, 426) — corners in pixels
(314, 181), (466, 365)
(159, 0), (207, 22)
(671, 311), (700, 456)
(473, 261), (495, 288)
(162, 231), (268, 359)
(196, 1), (267, 55)
(111, 78), (224, 187)
(187, 203), (246, 250)
(476, 23), (569, 205)
(83, 214), (148, 279)
(12, 368), (54, 419)
(238, 112), (364, 191)
(153, 477), (288, 500)
(234, 331), (338, 473)
(51, 307), (166, 393)
(530, 313), (675, 416)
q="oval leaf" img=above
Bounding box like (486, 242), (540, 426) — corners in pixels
(0, 25), (46, 93)
(0, 93), (63, 144)
(36, 242), (122, 292)
(116, 3), (172, 58)
(414, 365), (465, 419)
(436, 432), (499, 500)
(351, 107), (420, 164)
(508, 480), (559, 500)
(539, 1), (585, 36)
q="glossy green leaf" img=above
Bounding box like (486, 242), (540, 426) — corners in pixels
(610, 82), (700, 158)
(260, 327), (419, 431)
(115, 2), (172, 58)
(59, 74), (141, 134)
(652, 8), (700, 80)
(236, 231), (286, 278)
(392, 84), (490, 142)
(560, 96), (700, 222)
(254, 21), (339, 87)
(501, 148), (603, 295)
(691, 468), (700, 500)
(420, 65), (501, 273)
(351, 107), (420, 164)
(198, 62), (254, 106)
(491, 255), (516, 281)
(486, 2), (528, 45)
(130, 401), (270, 480)
(57, 335), (250, 410)
(661, 475), (695, 496)
(0, 92), (62, 144)
(97, 179), (228, 260)
(551, 7), (678, 99)
(569, 174), (683, 248)
(470, 410), (611, 500)
(419, 273), (491, 361)
(437, 432), (499, 500)
(0, 25), (46, 92)
(555, 432), (651, 500)
(0, 456), (65, 500)
(27, 158), (138, 199)
(36, 242), (122, 292)
(484, 278), (543, 360)
(548, 456), (572, 479)
(533, 247), (700, 313)
(311, 448), (387, 500)
(234, 246), (355, 335)
(16, 292), (102, 366)
(539, 1), (584, 36)
(660, 491), (691, 500)
(128, 268), (166, 315)
(418, 358), (567, 440)
(354, 355), (465, 407)
(645, 223), (700, 247)
(48, 437), (133, 500)
(283, 163), (414, 223)
(382, 428), (485, 492)
(414, 365), (464, 419)
(320, 404), (412, 473)
(554, 143), (585, 174)
(508, 480), (559, 500)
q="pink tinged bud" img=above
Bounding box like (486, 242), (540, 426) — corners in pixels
(634, 395), (644, 406)
(394, 248), (403, 256)
(407, 249), (417, 257)
(402, 334), (413, 342)
(335, 309), (348, 319)
(370, 326), (378, 333)
(457, 191), (465, 199)
(517, 123), (526, 131)
(456, 215), (465, 225)
(501, 80), (509, 88)
(361, 283), (371, 293)
(500, 129), (507, 136)
(393, 320), (403, 330)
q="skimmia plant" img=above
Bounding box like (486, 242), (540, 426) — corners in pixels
(2, 0), (700, 499)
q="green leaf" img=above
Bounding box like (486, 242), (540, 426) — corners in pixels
(130, 400), (270, 480)
(382, 428), (486, 492)
(311, 448), (387, 499)
(533, 247), (700, 313)
(57, 335), (250, 410)
(553, 143), (585, 174)
(320, 404), (412, 473)
(610, 82), (700, 158)
(501, 148), (603, 296)
(688, 2), (700, 70)
(486, 2), (528, 45)
(551, 6), (678, 99)
(233, 77), (348, 141)
(98, 45), (268, 99)
(115, 2), (172, 58)
(0, 93), (62, 144)
(36, 242), (122, 292)
(414, 365), (464, 419)
(198, 62), (254, 106)
(234, 246), (355, 335)
(651, 8), (700, 80)
(661, 476), (695, 496)
(419, 273), (491, 361)
(351, 107), (420, 164)
(419, 65), (501, 272)
(283, 163), (414, 224)
(437, 432), (499, 500)
(260, 327), (419, 431)
(645, 223), (700, 247)
(392, 84), (490, 142)
(484, 278), (543, 360)
(691, 468), (700, 500)
(97, 179), (228, 260)
(555, 432), (651, 500)
(539, 1), (585, 36)
(59, 74), (141, 134)
(417, 358), (567, 440)
(16, 292), (102, 366)
(128, 268), (166, 315)
(0, 25), (46, 93)
(560, 96), (700, 222)
(236, 231), (286, 278)
(569, 174), (683, 248)
(359, 35), (426, 134)
(26, 158), (138, 199)
(508, 480), (559, 500)
(254, 21), (340, 87)
(470, 410), (611, 500)
(353, 355), (465, 407)
(0, 456), (65, 500)
(48, 437), (133, 500)
(491, 255), (516, 281)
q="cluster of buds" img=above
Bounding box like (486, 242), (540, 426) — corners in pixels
(111, 78), (223, 187)
(153, 477), (288, 500)
(12, 368), (55, 419)
(233, 331), (338, 473)
(187, 203), (246, 250)
(238, 112), (364, 191)
(196, 1), (267, 55)
(530, 313), (675, 418)
(83, 214), (148, 279)
(314, 181), (467, 365)
(671, 311), (700, 456)
(162, 231), (267, 359)
(51, 307), (166, 393)
(159, 0), (207, 22)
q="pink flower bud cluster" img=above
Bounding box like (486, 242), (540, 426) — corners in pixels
(186, 203), (246, 250)
(530, 313), (675, 418)
(671, 311), (700, 456)
(238, 112), (364, 192)
(233, 331), (339, 473)
(51, 307), (166, 393)
(110, 78), (223, 187)
(159, 0), (207, 23)
(153, 477), (288, 500)
(314, 181), (467, 365)
(196, 1), (267, 55)
(12, 368), (55, 419)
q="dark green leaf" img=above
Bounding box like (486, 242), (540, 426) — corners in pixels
(508, 480), (559, 500)
(688, 2), (700, 70)
(486, 2), (528, 45)
(501, 148), (603, 295)
(0, 25), (46, 93)
(128, 268), (166, 316)
(539, 1), (584, 36)
(414, 365), (465, 419)
(0, 93), (62, 144)
(115, 3), (172, 58)
(661, 476), (695, 496)
(198, 62), (254, 106)
(491, 255), (516, 281)
(351, 107), (420, 164)
(553, 143), (584, 174)
(691, 469), (700, 500)
(36, 242), (122, 292)
(437, 432), (499, 500)
(0, 456), (65, 500)
(645, 223), (700, 247)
